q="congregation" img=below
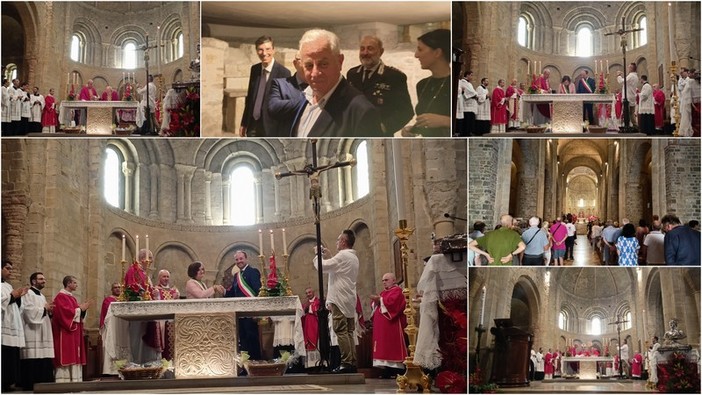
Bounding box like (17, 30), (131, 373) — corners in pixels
(456, 66), (701, 136)
(468, 213), (701, 266)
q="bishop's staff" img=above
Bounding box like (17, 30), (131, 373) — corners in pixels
(275, 139), (355, 371)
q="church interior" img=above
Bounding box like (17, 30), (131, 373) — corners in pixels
(1, 137), (467, 391)
(454, 1), (701, 134)
(201, 1), (449, 135)
(1, 1), (200, 135)
(469, 138), (700, 265)
(469, 267), (700, 392)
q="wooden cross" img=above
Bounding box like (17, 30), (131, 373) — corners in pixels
(275, 139), (356, 371)
(608, 315), (630, 378)
(605, 18), (643, 131)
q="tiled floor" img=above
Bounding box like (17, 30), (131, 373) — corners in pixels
(498, 379), (653, 393)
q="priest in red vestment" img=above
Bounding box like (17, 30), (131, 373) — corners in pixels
(534, 69), (552, 123)
(370, 273), (407, 374)
(153, 270), (179, 360)
(52, 276), (91, 382)
(631, 352), (643, 378)
(101, 86), (120, 101)
(99, 282), (121, 330)
(544, 349), (554, 379)
(78, 80), (98, 101)
(302, 287), (320, 368)
(125, 249), (161, 362)
(41, 89), (58, 133)
(652, 83), (666, 130)
(490, 79), (508, 133)
(614, 90), (623, 126)
(506, 79), (524, 129)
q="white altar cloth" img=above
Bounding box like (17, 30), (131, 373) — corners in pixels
(522, 94), (613, 133)
(59, 100), (138, 134)
(561, 356), (613, 379)
(103, 297), (306, 376)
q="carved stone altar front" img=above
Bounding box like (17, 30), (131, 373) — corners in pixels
(522, 94), (613, 133)
(58, 101), (138, 134)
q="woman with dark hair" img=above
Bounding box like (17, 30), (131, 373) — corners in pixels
(409, 28), (451, 137)
(185, 261), (225, 299)
(616, 223), (639, 266)
(559, 75), (575, 94)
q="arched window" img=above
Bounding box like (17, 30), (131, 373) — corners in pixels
(123, 41), (137, 69)
(559, 310), (568, 330)
(591, 316), (602, 335)
(518, 17), (528, 47)
(229, 165), (256, 225)
(104, 147), (124, 209)
(623, 311), (632, 330)
(639, 16), (647, 46)
(576, 27), (593, 57)
(4, 64), (17, 81)
(177, 33), (184, 59)
(355, 141), (369, 199)
(70, 35), (82, 62)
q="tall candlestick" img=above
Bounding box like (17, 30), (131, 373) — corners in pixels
(668, 3), (676, 62)
(269, 229), (275, 253)
(606, 60), (609, 71)
(600, 60), (603, 74)
(145, 234), (149, 254)
(258, 229), (263, 254)
(527, 61), (530, 75)
(392, 139), (406, 220)
(121, 234), (126, 261)
(282, 229), (288, 255)
(135, 235), (139, 261)
(480, 286), (486, 326)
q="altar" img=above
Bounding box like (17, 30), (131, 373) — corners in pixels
(59, 100), (138, 134)
(561, 356), (614, 379)
(103, 297), (306, 378)
(522, 94), (613, 133)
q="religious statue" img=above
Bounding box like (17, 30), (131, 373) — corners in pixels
(663, 319), (686, 346)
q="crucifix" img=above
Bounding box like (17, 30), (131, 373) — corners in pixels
(605, 18), (643, 133)
(608, 315), (629, 378)
(275, 139), (356, 371)
(138, 35), (161, 135)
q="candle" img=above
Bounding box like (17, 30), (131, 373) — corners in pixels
(121, 235), (126, 261)
(479, 286), (486, 326)
(282, 229), (288, 255)
(668, 3), (676, 62)
(594, 59), (597, 74)
(606, 60), (609, 72)
(527, 61), (530, 75)
(270, 229), (275, 253)
(258, 229), (263, 254)
(135, 235), (139, 261)
(600, 60), (603, 74)
(145, 234), (149, 254)
(392, 139), (406, 220)
(539, 61), (542, 73)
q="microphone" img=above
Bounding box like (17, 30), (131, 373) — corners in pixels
(444, 213), (467, 222)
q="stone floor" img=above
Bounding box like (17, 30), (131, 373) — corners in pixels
(498, 379), (653, 393)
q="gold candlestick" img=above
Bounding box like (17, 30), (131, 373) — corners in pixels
(143, 258), (153, 301)
(670, 61), (680, 137)
(258, 254), (268, 297)
(118, 259), (127, 301)
(283, 254), (292, 296)
(395, 219), (431, 393)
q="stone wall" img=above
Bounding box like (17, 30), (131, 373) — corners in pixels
(468, 139), (500, 227)
(664, 140), (701, 221)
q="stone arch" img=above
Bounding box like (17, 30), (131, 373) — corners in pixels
(3, 1), (39, 84)
(644, 268), (665, 340)
(72, 18), (102, 66)
(511, 274), (541, 334)
(213, 241), (259, 290)
(563, 7), (607, 31)
(172, 69), (183, 83)
(159, 13), (183, 64)
(153, 241), (199, 291)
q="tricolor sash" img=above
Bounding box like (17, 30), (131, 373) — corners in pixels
(235, 271), (256, 297)
(580, 78), (593, 93)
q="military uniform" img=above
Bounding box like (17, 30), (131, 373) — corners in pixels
(347, 61), (414, 134)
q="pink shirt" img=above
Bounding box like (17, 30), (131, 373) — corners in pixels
(550, 222), (568, 250)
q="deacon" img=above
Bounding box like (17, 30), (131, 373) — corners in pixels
(240, 36), (291, 137)
(577, 70), (596, 124)
(2, 260), (28, 392)
(29, 86), (45, 133)
(346, 35), (414, 134)
(1, 79), (10, 133)
(370, 273), (407, 376)
(617, 63), (639, 127)
(301, 287), (321, 368)
(268, 52), (307, 136)
(652, 84), (666, 132)
(290, 29), (383, 137)
(78, 79), (99, 101)
(490, 79), (508, 133)
(42, 88), (58, 133)
(224, 251), (262, 361)
(52, 275), (91, 382)
(313, 229), (359, 373)
(20, 272), (55, 390)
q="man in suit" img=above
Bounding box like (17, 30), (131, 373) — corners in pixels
(346, 36), (413, 134)
(288, 29), (383, 138)
(268, 53), (308, 137)
(240, 36), (291, 137)
(577, 69), (596, 125)
(224, 251), (262, 360)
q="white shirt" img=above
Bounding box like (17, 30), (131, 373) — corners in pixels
(296, 75), (343, 137)
(617, 72), (638, 106)
(619, 343), (629, 360)
(638, 83), (654, 114)
(313, 248), (359, 318)
(566, 223), (576, 237)
(643, 231), (665, 264)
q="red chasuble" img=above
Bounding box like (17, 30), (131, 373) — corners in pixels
(490, 87), (508, 125)
(536, 75), (551, 117)
(302, 296), (320, 351)
(124, 263), (151, 295)
(52, 290), (86, 367)
(99, 295), (117, 329)
(615, 92), (623, 119)
(42, 95), (57, 126)
(79, 86), (97, 101)
(631, 352), (643, 377)
(653, 89), (666, 129)
(505, 86), (523, 121)
(371, 285), (407, 362)
(544, 352), (554, 374)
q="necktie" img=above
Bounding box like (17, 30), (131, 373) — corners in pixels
(363, 69), (371, 83)
(253, 69), (268, 120)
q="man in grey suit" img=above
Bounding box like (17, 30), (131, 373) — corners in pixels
(240, 36), (291, 137)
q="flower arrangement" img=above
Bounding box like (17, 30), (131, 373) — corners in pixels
(468, 368), (497, 393)
(123, 84), (133, 101)
(597, 72), (607, 94)
(166, 86), (200, 137)
(657, 352), (700, 393)
(67, 84), (75, 100)
(437, 297), (468, 393)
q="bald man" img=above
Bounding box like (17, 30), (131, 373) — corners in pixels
(370, 273), (407, 376)
(469, 214), (526, 265)
(79, 80), (98, 101)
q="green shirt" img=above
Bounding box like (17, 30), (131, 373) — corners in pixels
(476, 227), (523, 265)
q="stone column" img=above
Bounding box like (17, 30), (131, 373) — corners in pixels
(343, 156), (354, 205)
(175, 165), (186, 222)
(184, 167), (195, 223)
(122, 161), (136, 214)
(149, 164), (159, 219)
(204, 172), (213, 224)
(222, 177), (231, 225)
(650, 140), (666, 217)
(255, 174), (263, 223)
(618, 142), (627, 221)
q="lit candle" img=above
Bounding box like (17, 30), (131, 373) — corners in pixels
(145, 234), (149, 254)
(527, 61), (530, 76)
(480, 286), (486, 326)
(121, 234), (126, 261)
(392, 139), (406, 220)
(270, 229), (275, 253)
(668, 3), (675, 62)
(135, 235), (139, 261)
(600, 60), (603, 74)
(258, 229), (263, 254)
(606, 60), (609, 72)
(282, 229), (288, 255)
